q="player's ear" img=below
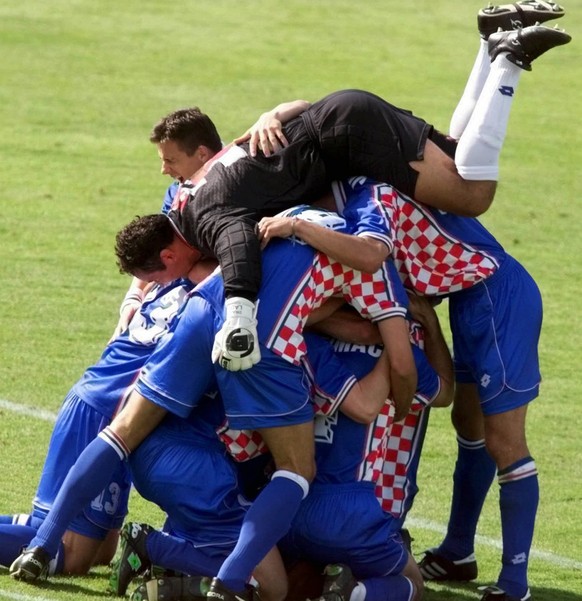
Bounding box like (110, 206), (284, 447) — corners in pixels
(196, 145), (213, 163)
(159, 247), (175, 267)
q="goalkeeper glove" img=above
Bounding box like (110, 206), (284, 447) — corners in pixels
(212, 297), (261, 371)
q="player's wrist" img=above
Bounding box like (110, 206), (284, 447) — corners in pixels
(119, 287), (145, 316)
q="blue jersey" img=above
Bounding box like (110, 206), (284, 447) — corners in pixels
(137, 231), (406, 429)
(162, 182), (180, 214)
(72, 279), (193, 418)
(305, 333), (440, 487)
(32, 279), (193, 538)
(333, 177), (506, 296)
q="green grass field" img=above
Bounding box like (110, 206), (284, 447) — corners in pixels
(0, 1), (581, 600)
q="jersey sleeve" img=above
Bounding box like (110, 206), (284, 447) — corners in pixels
(209, 216), (263, 300)
(304, 333), (358, 417)
(335, 177), (395, 250)
(136, 295), (217, 417)
(171, 178), (263, 302)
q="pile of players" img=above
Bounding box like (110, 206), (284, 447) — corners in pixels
(1, 4), (571, 601)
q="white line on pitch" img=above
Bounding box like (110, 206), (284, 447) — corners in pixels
(0, 398), (56, 422)
(0, 591), (58, 601)
(406, 517), (582, 570)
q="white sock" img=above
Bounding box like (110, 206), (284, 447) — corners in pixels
(449, 38), (491, 140)
(455, 53), (522, 181)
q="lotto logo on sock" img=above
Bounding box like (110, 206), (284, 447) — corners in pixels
(499, 85), (515, 97)
(511, 552), (527, 565)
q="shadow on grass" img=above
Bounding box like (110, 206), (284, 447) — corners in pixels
(0, 567), (113, 598)
(424, 581), (582, 601)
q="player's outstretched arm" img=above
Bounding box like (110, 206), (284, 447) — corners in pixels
(258, 214), (389, 273)
(233, 99), (311, 157)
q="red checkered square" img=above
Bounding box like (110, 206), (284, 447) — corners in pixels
(218, 427), (268, 462)
(375, 411), (421, 516)
(358, 402), (395, 484)
(383, 194), (499, 296)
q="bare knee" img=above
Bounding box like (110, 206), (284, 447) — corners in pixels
(254, 546), (288, 601)
(412, 140), (497, 216)
(484, 406), (531, 470)
(61, 530), (110, 575)
(451, 384), (484, 440)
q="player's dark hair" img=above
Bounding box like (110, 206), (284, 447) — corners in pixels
(150, 108), (222, 154)
(115, 214), (175, 275)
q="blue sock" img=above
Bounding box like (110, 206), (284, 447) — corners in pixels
(0, 524), (38, 567)
(439, 436), (496, 560)
(362, 575), (414, 601)
(147, 530), (223, 576)
(27, 433), (126, 557)
(497, 456), (538, 598)
(217, 470), (307, 592)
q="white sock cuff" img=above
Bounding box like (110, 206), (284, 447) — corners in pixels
(456, 435), (487, 450)
(271, 469), (310, 499)
(498, 459), (538, 485)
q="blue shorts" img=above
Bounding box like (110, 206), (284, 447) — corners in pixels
(280, 482), (407, 579)
(216, 345), (313, 429)
(32, 391), (131, 539)
(449, 256), (542, 415)
(129, 415), (248, 552)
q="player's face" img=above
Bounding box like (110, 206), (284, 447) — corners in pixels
(157, 140), (205, 183)
(134, 243), (202, 285)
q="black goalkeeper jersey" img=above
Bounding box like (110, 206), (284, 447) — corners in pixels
(169, 89), (434, 301)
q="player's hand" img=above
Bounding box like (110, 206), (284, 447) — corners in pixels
(233, 112), (289, 158)
(257, 216), (296, 249)
(212, 297), (261, 371)
(406, 293), (440, 329)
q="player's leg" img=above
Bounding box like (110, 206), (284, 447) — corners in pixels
(419, 384), (495, 581)
(61, 529), (119, 575)
(482, 404), (538, 601)
(128, 545), (288, 601)
(450, 0), (566, 139)
(0, 523), (40, 568)
(110, 415), (249, 595)
(10, 393), (163, 581)
(92, 527), (121, 565)
(454, 22), (570, 188)
(213, 421), (315, 594)
(314, 561), (420, 601)
(250, 546), (288, 601)
(413, 20), (570, 216)
(211, 351), (316, 597)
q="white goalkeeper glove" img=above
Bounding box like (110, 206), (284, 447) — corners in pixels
(212, 297), (261, 371)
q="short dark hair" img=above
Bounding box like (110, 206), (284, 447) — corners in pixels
(150, 108), (222, 155)
(115, 214), (176, 275)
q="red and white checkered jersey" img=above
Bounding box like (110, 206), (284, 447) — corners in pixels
(265, 251), (405, 365)
(333, 178), (504, 296)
